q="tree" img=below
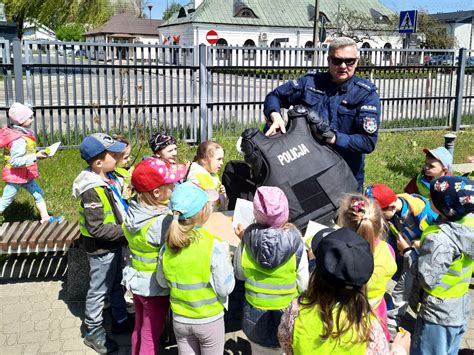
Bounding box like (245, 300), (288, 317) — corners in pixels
(385, 12), (456, 49)
(416, 12), (456, 49)
(4, 0), (112, 39)
(56, 23), (85, 42)
(163, 2), (182, 21)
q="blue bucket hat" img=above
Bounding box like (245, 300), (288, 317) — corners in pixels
(430, 176), (474, 221)
(170, 182), (219, 220)
(423, 146), (453, 172)
(80, 133), (127, 161)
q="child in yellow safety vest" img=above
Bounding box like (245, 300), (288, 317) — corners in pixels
(72, 133), (134, 353)
(186, 141), (227, 211)
(404, 147), (452, 197)
(233, 186), (309, 354)
(337, 194), (397, 342)
(157, 181), (235, 355)
(278, 228), (411, 355)
(0, 102), (63, 223)
(365, 183), (438, 336)
(122, 158), (185, 355)
(396, 176), (474, 355)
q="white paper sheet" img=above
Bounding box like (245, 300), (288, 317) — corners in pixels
(45, 141), (61, 157)
(302, 220), (339, 244)
(231, 198), (255, 229)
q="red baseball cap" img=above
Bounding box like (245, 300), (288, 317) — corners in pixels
(132, 158), (186, 193)
(364, 183), (397, 209)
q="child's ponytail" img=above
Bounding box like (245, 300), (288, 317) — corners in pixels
(166, 212), (194, 252)
(166, 204), (212, 252)
(337, 194), (383, 252)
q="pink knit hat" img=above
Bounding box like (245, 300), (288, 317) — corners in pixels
(253, 186), (289, 228)
(8, 103), (33, 125)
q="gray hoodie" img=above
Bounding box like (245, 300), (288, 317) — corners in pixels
(122, 199), (172, 297)
(405, 213), (474, 326)
(72, 168), (126, 254)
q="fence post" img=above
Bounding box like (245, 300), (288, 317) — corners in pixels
(12, 37), (24, 103)
(452, 47), (467, 132)
(199, 44), (208, 142)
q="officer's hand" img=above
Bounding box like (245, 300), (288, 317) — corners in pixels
(314, 121), (336, 144)
(265, 112), (286, 136)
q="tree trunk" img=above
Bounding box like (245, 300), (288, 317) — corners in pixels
(15, 11), (25, 39)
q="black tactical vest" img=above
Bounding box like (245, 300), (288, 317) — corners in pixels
(240, 108), (357, 229)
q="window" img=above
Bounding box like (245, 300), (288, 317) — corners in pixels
(360, 42), (371, 65)
(304, 41), (314, 61)
(243, 39), (256, 60)
(216, 38), (230, 61)
(383, 43), (392, 61)
(239, 9), (255, 18)
(270, 40), (281, 61)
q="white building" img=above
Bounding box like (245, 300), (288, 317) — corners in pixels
(159, 0), (402, 50)
(432, 10), (473, 50)
(22, 21), (56, 41)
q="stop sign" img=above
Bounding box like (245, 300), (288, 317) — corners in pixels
(206, 30), (219, 45)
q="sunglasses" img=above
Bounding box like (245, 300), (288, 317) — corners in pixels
(329, 57), (357, 67)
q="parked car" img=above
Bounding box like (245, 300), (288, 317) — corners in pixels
(429, 54), (453, 66)
(466, 56), (474, 66)
(58, 45), (75, 56)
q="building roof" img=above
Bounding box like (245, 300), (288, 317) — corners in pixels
(431, 10), (473, 23)
(85, 11), (163, 36)
(161, 0), (394, 28)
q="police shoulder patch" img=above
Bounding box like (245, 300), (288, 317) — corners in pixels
(363, 117), (377, 134)
(360, 104), (377, 112)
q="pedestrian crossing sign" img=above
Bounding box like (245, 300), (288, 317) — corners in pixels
(399, 10), (418, 33)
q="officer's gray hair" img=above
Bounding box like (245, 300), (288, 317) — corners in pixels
(329, 37), (358, 57)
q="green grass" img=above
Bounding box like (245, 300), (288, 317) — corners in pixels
(1, 129), (473, 223)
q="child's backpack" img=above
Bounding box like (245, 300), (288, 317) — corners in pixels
(225, 106), (357, 229)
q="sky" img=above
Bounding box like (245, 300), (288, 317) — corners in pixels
(147, 0), (473, 19)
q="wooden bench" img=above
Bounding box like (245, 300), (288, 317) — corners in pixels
(0, 220), (80, 255)
(0, 220), (80, 279)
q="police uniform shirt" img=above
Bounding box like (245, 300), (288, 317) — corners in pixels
(263, 72), (381, 189)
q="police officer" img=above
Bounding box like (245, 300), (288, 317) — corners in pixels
(264, 37), (381, 191)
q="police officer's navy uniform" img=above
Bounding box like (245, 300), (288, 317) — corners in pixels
(264, 72), (381, 191)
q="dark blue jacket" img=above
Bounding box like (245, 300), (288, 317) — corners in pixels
(264, 72), (381, 190)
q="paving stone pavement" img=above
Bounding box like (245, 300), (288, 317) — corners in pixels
(0, 279), (472, 354)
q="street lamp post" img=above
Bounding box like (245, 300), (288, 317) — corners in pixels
(147, 4), (153, 25)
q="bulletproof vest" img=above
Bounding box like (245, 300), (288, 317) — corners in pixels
(241, 108), (357, 229)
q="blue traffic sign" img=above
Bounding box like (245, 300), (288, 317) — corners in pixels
(399, 10), (418, 33)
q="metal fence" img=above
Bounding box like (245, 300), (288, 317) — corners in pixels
(0, 40), (472, 147)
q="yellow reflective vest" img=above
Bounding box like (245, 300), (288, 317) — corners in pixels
(420, 214), (474, 299)
(162, 227), (224, 318)
(79, 187), (116, 237)
(367, 240), (397, 309)
(123, 219), (159, 273)
(293, 300), (369, 354)
(242, 245), (298, 310)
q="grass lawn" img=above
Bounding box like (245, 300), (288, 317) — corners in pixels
(1, 129), (473, 223)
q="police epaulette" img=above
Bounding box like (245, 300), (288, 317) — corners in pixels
(355, 80), (375, 91)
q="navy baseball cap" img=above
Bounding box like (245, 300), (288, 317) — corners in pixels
(80, 133), (127, 161)
(313, 228), (374, 289)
